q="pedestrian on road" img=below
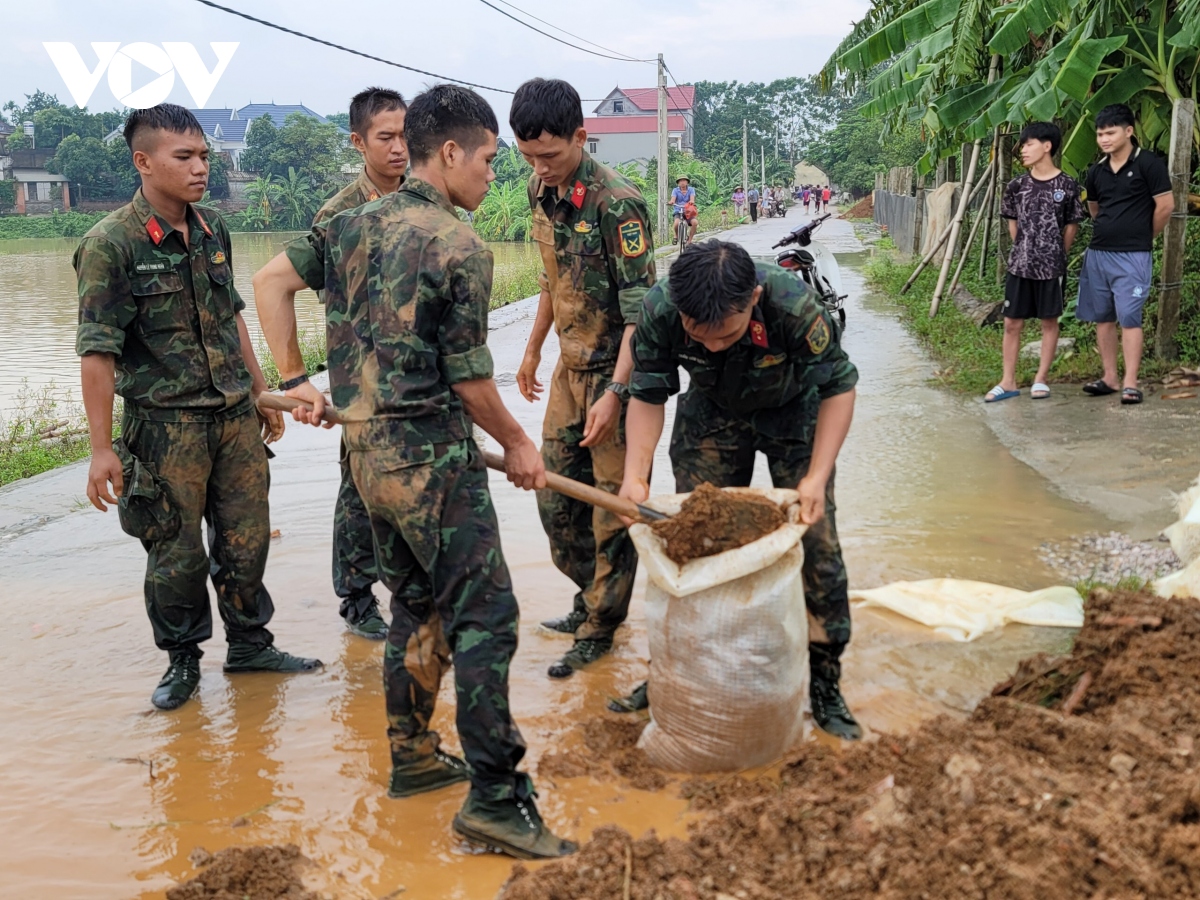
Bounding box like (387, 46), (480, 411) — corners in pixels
(75, 105), (322, 712)
(510, 78), (657, 680)
(253, 86), (409, 641)
(822, 186), (832, 212)
(802, 187), (811, 212)
(1077, 103), (1174, 405)
(613, 240), (862, 741)
(985, 122), (1084, 404)
(732, 186), (745, 219)
(747, 185), (760, 222)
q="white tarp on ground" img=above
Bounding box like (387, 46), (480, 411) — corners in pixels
(631, 488), (809, 773)
(850, 579), (1084, 642)
(1155, 471), (1200, 599)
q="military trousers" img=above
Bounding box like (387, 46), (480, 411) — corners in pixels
(536, 360), (637, 642)
(118, 405), (276, 655)
(333, 436), (379, 619)
(349, 439), (527, 800)
(668, 388), (851, 647)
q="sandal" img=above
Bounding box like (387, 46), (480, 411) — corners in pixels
(1082, 380), (1118, 396)
(985, 385), (1020, 403)
(1030, 382), (1050, 399)
(1121, 387), (1143, 405)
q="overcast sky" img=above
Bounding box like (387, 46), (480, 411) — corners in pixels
(4, 0), (869, 139)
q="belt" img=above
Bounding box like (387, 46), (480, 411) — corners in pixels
(124, 395), (253, 422)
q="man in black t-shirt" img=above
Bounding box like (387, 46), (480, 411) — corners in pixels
(1077, 104), (1173, 405)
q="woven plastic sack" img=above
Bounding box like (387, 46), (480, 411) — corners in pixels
(629, 488), (808, 773)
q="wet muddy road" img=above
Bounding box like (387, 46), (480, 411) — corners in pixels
(0, 214), (1118, 898)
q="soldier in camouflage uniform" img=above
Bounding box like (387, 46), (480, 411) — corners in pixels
(284, 85), (575, 860)
(510, 78), (656, 679)
(616, 240), (862, 741)
(253, 87), (409, 640)
(76, 105), (322, 712)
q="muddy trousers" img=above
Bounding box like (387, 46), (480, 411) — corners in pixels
(119, 406), (276, 656)
(536, 362), (638, 642)
(350, 440), (528, 800)
(333, 437), (379, 619)
(669, 392), (851, 651)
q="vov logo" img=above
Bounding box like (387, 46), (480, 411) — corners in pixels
(43, 42), (239, 109)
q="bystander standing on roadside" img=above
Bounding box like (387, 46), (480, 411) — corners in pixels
(1077, 104), (1173, 405)
(732, 186), (745, 219)
(747, 185), (760, 222)
(984, 122), (1085, 403)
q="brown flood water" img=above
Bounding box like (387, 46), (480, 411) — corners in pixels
(0, 217), (1107, 899)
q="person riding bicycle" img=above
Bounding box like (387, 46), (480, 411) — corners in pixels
(671, 175), (698, 244)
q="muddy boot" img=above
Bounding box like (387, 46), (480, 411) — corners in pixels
(388, 750), (471, 798)
(343, 595), (387, 641)
(224, 644), (324, 674)
(809, 642), (862, 741)
(452, 775), (577, 860)
(151, 649), (202, 710)
(547, 637), (612, 679)
(539, 608), (587, 636)
(607, 680), (649, 713)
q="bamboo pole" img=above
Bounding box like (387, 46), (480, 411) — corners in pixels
(899, 171), (998, 294)
(948, 158), (997, 294)
(978, 129), (1001, 279)
(1155, 98), (1196, 361)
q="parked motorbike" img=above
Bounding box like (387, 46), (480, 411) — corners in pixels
(772, 213), (846, 331)
(761, 195), (788, 218)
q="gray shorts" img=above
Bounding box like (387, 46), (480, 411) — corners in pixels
(1076, 249), (1152, 328)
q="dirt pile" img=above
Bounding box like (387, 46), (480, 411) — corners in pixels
(539, 717), (666, 791)
(166, 844), (318, 900)
(843, 194), (874, 219)
(650, 484), (785, 564)
(502, 589), (1200, 900)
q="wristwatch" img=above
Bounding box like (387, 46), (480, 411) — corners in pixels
(280, 373), (309, 390)
(605, 382), (630, 401)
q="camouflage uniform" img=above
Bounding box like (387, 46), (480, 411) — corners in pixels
(74, 189), (278, 655)
(286, 168), (392, 623)
(528, 151), (656, 641)
(630, 262), (858, 652)
(316, 178), (527, 799)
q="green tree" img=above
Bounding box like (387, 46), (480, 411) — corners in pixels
(239, 112), (345, 189)
(473, 181), (533, 241)
(46, 135), (111, 199)
(272, 166), (319, 229)
(241, 177), (282, 230)
(325, 112), (350, 130)
(694, 78), (849, 161)
(239, 115), (279, 177)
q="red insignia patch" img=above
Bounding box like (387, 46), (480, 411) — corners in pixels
(145, 217), (165, 246)
(194, 210), (213, 237)
(749, 320), (769, 348)
(570, 180), (587, 209)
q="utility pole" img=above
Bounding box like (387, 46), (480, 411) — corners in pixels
(742, 119), (749, 201)
(656, 53), (669, 246)
(1156, 97), (1196, 360)
(760, 144), (765, 191)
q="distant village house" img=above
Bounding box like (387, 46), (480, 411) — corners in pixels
(584, 86), (695, 168)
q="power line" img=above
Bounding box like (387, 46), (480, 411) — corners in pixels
(190, 0), (515, 94)
(473, 0), (655, 63)
(488, 0), (650, 63)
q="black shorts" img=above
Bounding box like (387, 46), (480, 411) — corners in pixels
(1004, 274), (1063, 320)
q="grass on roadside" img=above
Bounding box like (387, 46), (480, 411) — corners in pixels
(491, 252), (542, 310)
(0, 211), (109, 240)
(1074, 574), (1148, 599)
(0, 383), (112, 487)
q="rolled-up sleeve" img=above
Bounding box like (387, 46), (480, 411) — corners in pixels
(74, 237), (132, 357)
(604, 197), (657, 325)
(285, 222), (327, 292)
(629, 288), (679, 405)
(440, 249), (495, 384)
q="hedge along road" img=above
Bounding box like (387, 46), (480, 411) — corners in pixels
(0, 207), (1162, 900)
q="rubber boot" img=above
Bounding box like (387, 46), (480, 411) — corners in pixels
(343, 595), (388, 641)
(452, 775), (577, 860)
(151, 649), (202, 710)
(547, 637), (612, 679)
(224, 644), (324, 673)
(388, 749), (471, 798)
(608, 680), (649, 713)
(539, 608), (587, 636)
(809, 642), (863, 741)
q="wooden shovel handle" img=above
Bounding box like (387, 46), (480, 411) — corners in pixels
(481, 451), (649, 522)
(256, 392), (340, 424)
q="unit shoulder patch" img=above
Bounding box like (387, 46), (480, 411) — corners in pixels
(805, 315), (831, 355)
(618, 220), (646, 258)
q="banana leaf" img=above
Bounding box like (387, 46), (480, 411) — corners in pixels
(989, 0), (1075, 56)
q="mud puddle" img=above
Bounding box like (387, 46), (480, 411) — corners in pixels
(0, 224), (1131, 899)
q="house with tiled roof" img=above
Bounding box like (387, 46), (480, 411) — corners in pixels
(584, 86), (695, 167)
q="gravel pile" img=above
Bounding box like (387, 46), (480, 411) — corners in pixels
(1039, 531), (1181, 585)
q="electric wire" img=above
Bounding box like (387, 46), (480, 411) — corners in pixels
(487, 0), (651, 62)
(190, 0), (516, 94)
(473, 0), (654, 62)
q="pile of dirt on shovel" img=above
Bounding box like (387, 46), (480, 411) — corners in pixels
(166, 844), (318, 900)
(501, 589), (1200, 900)
(650, 483), (786, 564)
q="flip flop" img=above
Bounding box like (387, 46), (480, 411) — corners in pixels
(985, 385), (1020, 403)
(1121, 387), (1143, 405)
(1031, 382), (1050, 399)
(1082, 380), (1118, 396)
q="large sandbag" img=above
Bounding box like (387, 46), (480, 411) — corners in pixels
(629, 488), (808, 773)
(1162, 472), (1200, 566)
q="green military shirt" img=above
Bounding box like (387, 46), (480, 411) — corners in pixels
(74, 189), (250, 413)
(529, 150), (656, 372)
(321, 178), (495, 451)
(285, 167), (391, 290)
(630, 262), (858, 442)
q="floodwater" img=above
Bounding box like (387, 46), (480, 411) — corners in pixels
(0, 234), (540, 416)
(0, 214), (1111, 899)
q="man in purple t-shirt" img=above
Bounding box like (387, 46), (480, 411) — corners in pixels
(986, 122), (1085, 403)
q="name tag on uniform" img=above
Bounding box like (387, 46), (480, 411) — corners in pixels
(134, 260), (169, 273)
